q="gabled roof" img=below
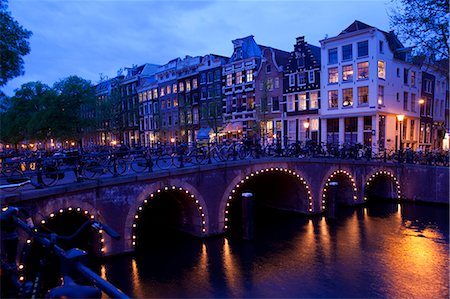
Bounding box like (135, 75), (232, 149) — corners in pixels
(339, 20), (373, 35)
(228, 35), (262, 63)
(272, 48), (291, 68)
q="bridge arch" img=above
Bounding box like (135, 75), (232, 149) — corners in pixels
(126, 182), (208, 251)
(321, 169), (358, 211)
(364, 170), (401, 201)
(220, 167), (314, 232)
(37, 209), (106, 255)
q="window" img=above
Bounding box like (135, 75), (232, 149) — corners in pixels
(328, 48), (338, 64)
(267, 78), (273, 90)
(287, 94), (296, 111)
(226, 74), (232, 86)
(396, 92), (400, 102)
(311, 119), (319, 131)
(139, 93), (143, 102)
(247, 97), (255, 110)
(357, 40), (368, 57)
(308, 71), (315, 83)
(207, 86), (213, 98)
(403, 92), (408, 110)
(147, 90), (152, 100)
(186, 80), (191, 91)
(167, 99), (171, 108)
(379, 40), (384, 53)
(378, 60), (385, 79)
(153, 89), (158, 99)
(160, 87), (165, 96)
(327, 118), (339, 144)
(272, 96), (280, 111)
(344, 117), (358, 144)
(200, 73), (206, 84)
(173, 98), (178, 107)
(289, 74), (295, 86)
(201, 87), (207, 99)
(167, 85), (171, 94)
(266, 64), (271, 73)
(236, 71), (242, 84)
(309, 91), (319, 109)
(342, 88), (353, 107)
(358, 86), (369, 105)
(342, 44), (352, 60)
(411, 93), (416, 112)
(411, 71), (416, 86)
(299, 93), (307, 110)
(161, 100), (166, 109)
(358, 62), (369, 80)
(424, 79), (432, 93)
(192, 78), (198, 89)
(342, 65), (353, 82)
(172, 83), (177, 93)
(328, 67), (338, 83)
(208, 72), (214, 83)
(298, 72), (306, 85)
(328, 90), (338, 108)
(246, 70), (254, 82)
(410, 120), (415, 141)
(403, 69), (409, 85)
(378, 85), (384, 105)
(179, 82), (184, 92)
(396, 68), (400, 77)
(275, 77), (280, 89)
(214, 69), (221, 81)
(215, 84), (221, 97)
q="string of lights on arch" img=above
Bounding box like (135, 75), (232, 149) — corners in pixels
(223, 167), (314, 230)
(131, 186), (207, 248)
(364, 170), (401, 200)
(322, 169), (358, 210)
(17, 207), (103, 283)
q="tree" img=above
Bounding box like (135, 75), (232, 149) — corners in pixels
(0, 0), (32, 87)
(389, 0), (449, 61)
(53, 76), (97, 148)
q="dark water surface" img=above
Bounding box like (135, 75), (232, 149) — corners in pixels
(101, 202), (449, 298)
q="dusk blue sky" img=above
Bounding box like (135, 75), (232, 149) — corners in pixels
(4, 0), (393, 96)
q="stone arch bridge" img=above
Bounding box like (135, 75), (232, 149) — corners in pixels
(1, 158), (448, 255)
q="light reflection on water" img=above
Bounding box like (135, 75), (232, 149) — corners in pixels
(101, 202), (449, 298)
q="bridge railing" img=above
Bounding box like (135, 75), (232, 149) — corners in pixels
(1, 142), (448, 192)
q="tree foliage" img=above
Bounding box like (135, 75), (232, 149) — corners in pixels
(0, 0), (32, 87)
(0, 76), (97, 146)
(389, 0), (449, 61)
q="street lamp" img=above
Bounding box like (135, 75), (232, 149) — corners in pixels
(397, 114), (405, 162)
(303, 121), (310, 140)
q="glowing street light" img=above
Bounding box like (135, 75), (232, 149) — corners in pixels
(303, 121), (310, 139)
(397, 114), (405, 162)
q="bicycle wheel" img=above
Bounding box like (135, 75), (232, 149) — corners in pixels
(130, 157), (148, 173)
(82, 161), (102, 179)
(156, 155), (172, 170)
(195, 149), (208, 165)
(115, 159), (128, 175)
(41, 164), (60, 187)
(1, 170), (25, 191)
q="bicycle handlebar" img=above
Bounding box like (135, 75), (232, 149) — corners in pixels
(1, 207), (130, 299)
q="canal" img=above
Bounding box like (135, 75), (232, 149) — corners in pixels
(100, 202), (449, 298)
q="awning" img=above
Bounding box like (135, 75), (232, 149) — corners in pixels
(197, 127), (213, 139)
(222, 122), (243, 133)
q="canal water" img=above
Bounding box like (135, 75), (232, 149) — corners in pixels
(101, 202), (449, 298)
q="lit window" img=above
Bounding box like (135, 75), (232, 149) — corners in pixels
(358, 86), (369, 105)
(328, 90), (338, 108)
(328, 67), (338, 83)
(173, 98), (178, 107)
(357, 62), (369, 80)
(173, 83), (177, 93)
(342, 65), (353, 82)
(236, 71), (242, 84)
(246, 70), (254, 82)
(226, 74), (232, 86)
(378, 60), (385, 79)
(328, 48), (338, 64)
(167, 85), (171, 94)
(309, 92), (319, 109)
(342, 88), (353, 107)
(139, 93), (143, 102)
(311, 119), (319, 131)
(411, 71), (416, 86)
(160, 87), (165, 96)
(186, 80), (191, 92)
(153, 89), (158, 99)
(287, 94), (295, 111)
(192, 78), (198, 89)
(299, 93), (306, 110)
(179, 82), (184, 92)
(275, 77), (280, 89)
(378, 85), (384, 105)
